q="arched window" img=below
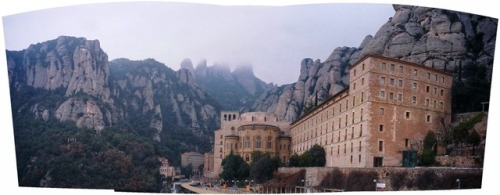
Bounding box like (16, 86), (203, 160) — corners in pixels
(266, 136), (272, 149)
(245, 136), (251, 148)
(245, 154), (250, 162)
(255, 136), (262, 148)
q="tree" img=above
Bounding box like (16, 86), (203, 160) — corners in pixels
(309, 144), (326, 166)
(288, 153), (300, 167)
(181, 164), (193, 178)
(220, 152), (250, 182)
(419, 131), (437, 166)
(298, 151), (313, 167)
(250, 153), (281, 183)
(467, 130), (481, 156)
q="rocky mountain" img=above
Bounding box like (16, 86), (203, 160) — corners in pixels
(251, 4), (497, 121)
(180, 58), (275, 111)
(7, 36), (221, 144)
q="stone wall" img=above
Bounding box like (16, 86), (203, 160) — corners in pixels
(436, 156), (481, 168)
(278, 167), (482, 191)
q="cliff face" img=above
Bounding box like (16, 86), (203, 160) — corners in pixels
(251, 4), (497, 121)
(7, 36), (220, 141)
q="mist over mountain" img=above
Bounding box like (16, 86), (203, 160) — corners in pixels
(180, 58), (275, 111)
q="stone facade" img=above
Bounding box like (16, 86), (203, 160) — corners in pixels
(212, 111), (291, 176)
(159, 157), (176, 178)
(290, 55), (453, 168)
(181, 151), (205, 169)
(203, 152), (215, 178)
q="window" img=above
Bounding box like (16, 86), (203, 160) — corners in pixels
(373, 157), (382, 167)
(245, 154), (250, 162)
(255, 136), (261, 148)
(412, 82), (417, 90)
(434, 75), (438, 81)
(361, 92), (364, 102)
(426, 115), (431, 123)
(245, 136), (251, 148)
(359, 141), (362, 152)
(351, 142), (353, 153)
(440, 102), (444, 109)
(379, 124), (384, 132)
(380, 91), (385, 98)
(359, 154), (362, 163)
(425, 98), (430, 106)
(389, 78), (394, 85)
(359, 124), (363, 137)
(412, 96), (417, 104)
(434, 100), (437, 108)
(379, 108), (385, 115)
(351, 155), (353, 163)
(440, 89), (444, 96)
(426, 86), (430, 93)
(378, 141), (384, 151)
(380, 63), (386, 70)
(427, 72), (431, 79)
(405, 138), (409, 148)
(389, 92), (394, 100)
(360, 109), (363, 121)
(398, 80), (403, 87)
(405, 111), (410, 119)
(399, 66), (403, 73)
(413, 69), (417, 76)
(441, 77), (445, 83)
(433, 87), (437, 94)
(353, 69), (357, 76)
(219, 147), (222, 152)
(337, 145), (340, 154)
(353, 83), (356, 90)
(351, 127), (354, 139)
(397, 93), (402, 101)
(390, 64), (395, 72)
(361, 78), (365, 85)
(380, 77), (385, 84)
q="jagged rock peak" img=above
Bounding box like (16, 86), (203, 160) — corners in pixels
(180, 58), (195, 74)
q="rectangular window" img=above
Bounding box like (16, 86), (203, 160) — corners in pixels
(440, 102), (444, 109)
(426, 98), (430, 106)
(434, 100), (437, 108)
(337, 145), (340, 154)
(360, 109), (363, 121)
(405, 111), (410, 119)
(344, 143), (346, 154)
(434, 75), (438, 81)
(379, 124), (384, 132)
(378, 141), (384, 152)
(379, 108), (385, 115)
(361, 78), (365, 85)
(405, 138), (409, 148)
(426, 86), (430, 92)
(359, 154), (362, 163)
(433, 87), (437, 94)
(351, 142), (353, 153)
(399, 66), (404, 73)
(380, 63), (386, 70)
(389, 92), (394, 100)
(353, 83), (356, 90)
(389, 78), (394, 85)
(426, 115), (431, 123)
(397, 93), (402, 101)
(359, 124), (363, 137)
(351, 155), (353, 163)
(413, 69), (417, 76)
(374, 157), (383, 167)
(412, 82), (417, 90)
(380, 77), (385, 84)
(412, 96), (417, 104)
(427, 72), (431, 79)
(380, 91), (385, 98)
(390, 64), (395, 72)
(353, 69), (357, 76)
(351, 127), (354, 139)
(362, 63), (365, 71)
(359, 141), (362, 152)
(398, 80), (403, 87)
(441, 77), (445, 83)
(361, 92), (364, 102)
(440, 89), (444, 96)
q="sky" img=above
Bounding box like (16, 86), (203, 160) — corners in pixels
(1, 1), (394, 85)
(1, 1), (500, 195)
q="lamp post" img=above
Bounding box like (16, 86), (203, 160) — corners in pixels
(373, 179), (377, 191)
(456, 179), (461, 189)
